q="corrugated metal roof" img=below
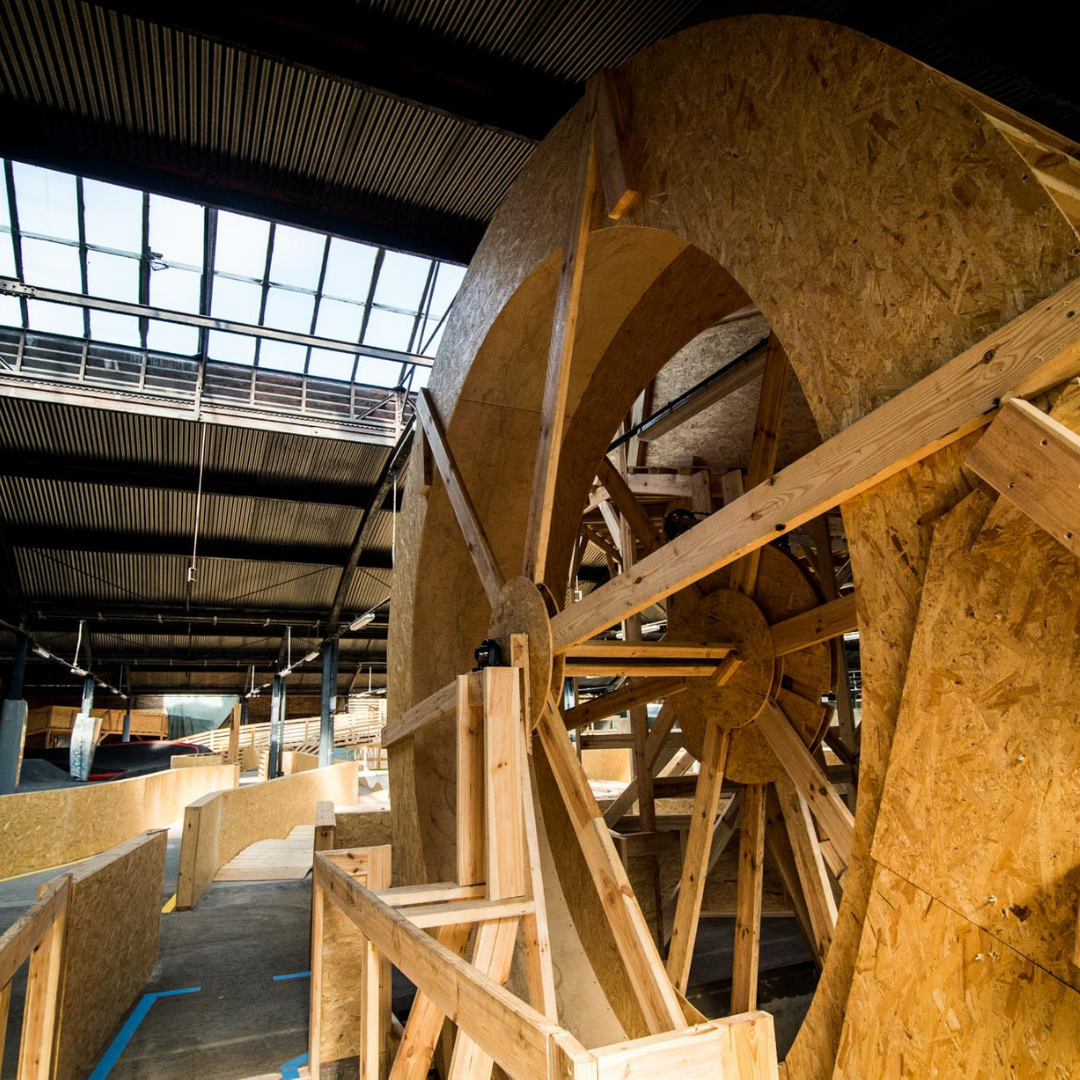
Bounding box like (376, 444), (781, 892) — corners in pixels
(0, 0), (532, 225)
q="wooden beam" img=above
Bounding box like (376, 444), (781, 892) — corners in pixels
(375, 884), (487, 907)
(521, 738), (558, 1020)
(388, 922), (474, 1080)
(637, 344), (769, 444)
(448, 917), (521, 1080)
(666, 724), (731, 992)
(523, 96), (599, 583)
(730, 334), (790, 596)
(754, 701), (853, 868)
(457, 673), (486, 887)
(484, 667), (527, 900)
(382, 680), (456, 748)
(561, 678), (687, 731)
(416, 389), (505, 606)
(967, 397), (1080, 558)
(594, 69), (638, 220)
(537, 698), (685, 1033)
(730, 783), (767, 1014)
(551, 280), (1080, 650)
(396, 898), (533, 929)
(602, 701), (680, 828)
(566, 642), (734, 660)
(774, 775), (837, 962)
(596, 457), (664, 555)
(564, 659), (725, 678)
(770, 593), (858, 657)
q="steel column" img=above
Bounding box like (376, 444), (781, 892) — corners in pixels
(319, 639), (340, 768)
(0, 634), (29, 794)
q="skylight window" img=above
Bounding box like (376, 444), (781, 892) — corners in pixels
(0, 156), (464, 389)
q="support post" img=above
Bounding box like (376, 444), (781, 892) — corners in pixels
(121, 663), (131, 742)
(320, 639), (340, 769)
(269, 674), (285, 779)
(80, 673), (94, 718)
(0, 633), (29, 795)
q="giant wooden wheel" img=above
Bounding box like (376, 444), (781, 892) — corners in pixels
(386, 15), (1080, 1077)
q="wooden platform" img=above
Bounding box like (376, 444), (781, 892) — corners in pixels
(215, 825), (316, 882)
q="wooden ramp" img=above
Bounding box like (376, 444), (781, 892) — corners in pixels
(215, 824), (316, 882)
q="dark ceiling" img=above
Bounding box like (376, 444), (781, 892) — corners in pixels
(2, 0), (1078, 703)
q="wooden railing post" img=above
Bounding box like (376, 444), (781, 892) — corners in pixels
(17, 890), (68, 1079)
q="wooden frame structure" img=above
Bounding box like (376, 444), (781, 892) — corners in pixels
(385, 19), (1080, 1077)
(313, 655), (779, 1079)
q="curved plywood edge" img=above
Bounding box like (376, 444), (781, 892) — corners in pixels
(176, 762), (358, 909)
(0, 763), (238, 880)
(388, 12), (1080, 1060)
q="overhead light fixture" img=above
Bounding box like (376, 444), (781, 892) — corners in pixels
(33, 645), (51, 660)
(303, 650), (320, 664)
(349, 612), (375, 632)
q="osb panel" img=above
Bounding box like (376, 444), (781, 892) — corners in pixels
(873, 396), (1080, 990)
(645, 315), (823, 473)
(834, 865), (1080, 1078)
(53, 830), (168, 1080)
(333, 808), (393, 850)
(786, 438), (980, 1078)
(388, 11), (1079, 1059)
(0, 763), (237, 878)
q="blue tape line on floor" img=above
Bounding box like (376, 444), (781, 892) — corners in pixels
(279, 1051), (309, 1079)
(272, 970), (311, 981)
(88, 987), (201, 1079)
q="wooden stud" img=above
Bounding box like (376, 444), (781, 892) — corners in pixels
(666, 724), (732, 992)
(457, 672), (486, 887)
(774, 775), (837, 962)
(551, 279), (1080, 650)
(483, 667), (527, 901)
(602, 701), (681, 828)
(537, 698), (685, 1034)
(730, 784), (767, 1014)
(523, 94), (600, 584)
(561, 678), (687, 732)
(596, 457), (664, 555)
(18, 904), (67, 1080)
(754, 700), (854, 868)
(0, 980), (10, 1070)
(416, 388), (506, 607)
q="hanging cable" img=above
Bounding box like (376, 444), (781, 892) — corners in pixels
(187, 423), (208, 594)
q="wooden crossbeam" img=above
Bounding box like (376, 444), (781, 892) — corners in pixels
(755, 701), (853, 867)
(731, 783), (768, 1014)
(564, 658), (726, 677)
(561, 677), (687, 731)
(551, 279), (1080, 650)
(417, 389), (506, 606)
(967, 397), (1080, 558)
(538, 697), (685, 1033)
(666, 723), (731, 992)
(565, 642), (734, 660)
(770, 593), (858, 657)
(382, 680), (456, 748)
(395, 898), (534, 929)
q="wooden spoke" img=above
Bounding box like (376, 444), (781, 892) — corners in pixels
(537, 696), (685, 1033)
(561, 677), (687, 732)
(770, 593), (858, 657)
(755, 700), (854, 867)
(602, 701), (680, 828)
(416, 389), (505, 607)
(666, 722), (732, 992)
(594, 69), (638, 219)
(551, 280), (1080, 650)
(596, 456), (665, 555)
(730, 783), (767, 1014)
(662, 793), (741, 940)
(774, 775), (838, 962)
(522, 92), (600, 585)
(730, 332), (791, 597)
